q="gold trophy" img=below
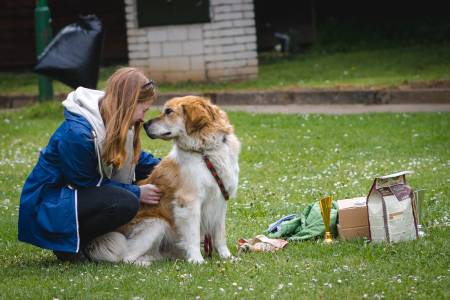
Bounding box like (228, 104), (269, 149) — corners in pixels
(319, 196), (333, 244)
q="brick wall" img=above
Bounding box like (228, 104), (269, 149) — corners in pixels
(124, 0), (258, 82)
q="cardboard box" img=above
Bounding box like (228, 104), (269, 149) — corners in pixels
(337, 196), (370, 240)
(337, 224), (370, 240)
(338, 197), (368, 228)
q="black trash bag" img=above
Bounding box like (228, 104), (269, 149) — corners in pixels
(34, 15), (104, 89)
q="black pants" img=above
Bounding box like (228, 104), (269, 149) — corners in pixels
(77, 185), (139, 248)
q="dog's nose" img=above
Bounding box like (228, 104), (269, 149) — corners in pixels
(143, 119), (152, 131)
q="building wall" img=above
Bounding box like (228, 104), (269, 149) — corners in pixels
(124, 0), (258, 82)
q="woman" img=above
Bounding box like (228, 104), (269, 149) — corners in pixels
(18, 67), (162, 261)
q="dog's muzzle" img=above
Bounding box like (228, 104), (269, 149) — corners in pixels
(143, 119), (152, 132)
(143, 119), (172, 140)
(143, 119), (172, 139)
(143, 120), (157, 139)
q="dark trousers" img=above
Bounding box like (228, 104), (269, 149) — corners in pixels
(77, 185), (139, 248)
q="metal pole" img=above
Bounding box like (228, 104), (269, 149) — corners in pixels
(35, 0), (53, 101)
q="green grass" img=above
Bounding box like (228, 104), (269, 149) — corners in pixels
(0, 103), (449, 299)
(1, 43), (450, 96)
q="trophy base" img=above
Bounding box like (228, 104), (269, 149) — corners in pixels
(324, 232), (333, 244)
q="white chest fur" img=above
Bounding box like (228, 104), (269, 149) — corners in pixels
(170, 133), (240, 202)
(163, 133), (241, 263)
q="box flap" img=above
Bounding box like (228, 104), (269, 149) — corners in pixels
(337, 197), (367, 210)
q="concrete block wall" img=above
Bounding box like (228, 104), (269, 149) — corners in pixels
(124, 0), (258, 83)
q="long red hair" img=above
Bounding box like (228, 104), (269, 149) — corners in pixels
(100, 67), (155, 168)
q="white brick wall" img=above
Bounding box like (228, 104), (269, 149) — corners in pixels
(167, 27), (188, 41)
(125, 0), (258, 83)
(148, 43), (161, 57)
(162, 42), (183, 57)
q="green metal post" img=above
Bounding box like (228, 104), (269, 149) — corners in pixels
(35, 0), (53, 101)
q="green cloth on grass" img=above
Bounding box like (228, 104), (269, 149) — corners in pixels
(268, 201), (338, 241)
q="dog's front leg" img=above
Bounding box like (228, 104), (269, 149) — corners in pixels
(213, 203), (232, 259)
(174, 200), (204, 264)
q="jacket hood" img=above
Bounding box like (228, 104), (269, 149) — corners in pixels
(62, 87), (106, 143)
(61, 87), (136, 184)
(62, 87), (110, 184)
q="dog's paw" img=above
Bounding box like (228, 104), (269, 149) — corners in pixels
(134, 260), (151, 267)
(123, 255), (151, 267)
(136, 255), (152, 265)
(187, 255), (205, 264)
(217, 246), (232, 259)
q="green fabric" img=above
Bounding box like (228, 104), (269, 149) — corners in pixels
(268, 201), (338, 241)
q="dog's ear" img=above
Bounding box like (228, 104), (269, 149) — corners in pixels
(204, 101), (233, 134)
(183, 102), (211, 135)
(203, 101), (221, 122)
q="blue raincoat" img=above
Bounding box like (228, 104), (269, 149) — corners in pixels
(18, 109), (160, 253)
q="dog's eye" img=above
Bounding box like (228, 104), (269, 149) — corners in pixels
(164, 108), (174, 115)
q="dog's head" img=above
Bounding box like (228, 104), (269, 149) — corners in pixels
(143, 96), (232, 147)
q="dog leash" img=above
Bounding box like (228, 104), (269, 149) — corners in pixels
(202, 153), (230, 257)
(202, 154), (230, 201)
(203, 234), (213, 258)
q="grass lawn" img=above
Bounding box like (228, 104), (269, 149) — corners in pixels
(1, 43), (450, 96)
(0, 103), (449, 299)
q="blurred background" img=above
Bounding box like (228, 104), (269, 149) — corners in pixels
(1, 0), (448, 69)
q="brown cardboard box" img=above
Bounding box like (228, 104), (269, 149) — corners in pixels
(337, 224), (370, 240)
(337, 197), (368, 227)
(337, 196), (370, 240)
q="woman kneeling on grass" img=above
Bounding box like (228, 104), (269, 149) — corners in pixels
(18, 67), (162, 261)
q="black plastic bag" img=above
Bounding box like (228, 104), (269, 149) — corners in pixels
(34, 15), (104, 89)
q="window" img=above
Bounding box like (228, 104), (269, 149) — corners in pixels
(137, 0), (210, 27)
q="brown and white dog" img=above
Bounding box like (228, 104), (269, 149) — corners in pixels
(85, 96), (240, 265)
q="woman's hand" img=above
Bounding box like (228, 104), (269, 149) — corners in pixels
(139, 184), (162, 205)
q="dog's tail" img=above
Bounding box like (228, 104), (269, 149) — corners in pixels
(84, 231), (127, 263)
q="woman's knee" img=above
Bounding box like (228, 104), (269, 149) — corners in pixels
(112, 189), (139, 221)
(78, 185), (139, 223)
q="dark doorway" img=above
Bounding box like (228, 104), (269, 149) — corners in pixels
(254, 0), (316, 52)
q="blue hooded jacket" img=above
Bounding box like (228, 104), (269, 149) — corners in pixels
(18, 104), (160, 253)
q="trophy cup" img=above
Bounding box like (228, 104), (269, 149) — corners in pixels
(320, 196), (333, 244)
